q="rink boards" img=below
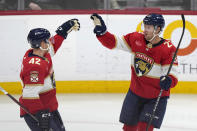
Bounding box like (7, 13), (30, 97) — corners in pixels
(0, 81), (197, 94)
(0, 10), (196, 94)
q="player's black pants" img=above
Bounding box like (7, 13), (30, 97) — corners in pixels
(120, 89), (168, 129)
(24, 110), (65, 131)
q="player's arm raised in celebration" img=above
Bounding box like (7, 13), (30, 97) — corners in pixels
(90, 13), (132, 53)
(49, 19), (80, 56)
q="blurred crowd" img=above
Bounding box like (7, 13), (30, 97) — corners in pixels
(0, 0), (105, 10)
(0, 0), (195, 10)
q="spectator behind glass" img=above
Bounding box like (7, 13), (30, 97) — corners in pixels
(1, 0), (66, 10)
(26, 0), (66, 10)
(1, 0), (41, 10)
(27, 0), (42, 10)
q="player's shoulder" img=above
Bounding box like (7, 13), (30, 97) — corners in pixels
(23, 49), (32, 57)
(162, 39), (176, 51)
(124, 32), (144, 41)
(125, 32), (144, 37)
(159, 39), (176, 57)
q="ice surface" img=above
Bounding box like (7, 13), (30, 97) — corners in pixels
(0, 93), (197, 131)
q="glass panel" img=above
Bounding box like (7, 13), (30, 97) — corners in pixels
(0, 0), (195, 10)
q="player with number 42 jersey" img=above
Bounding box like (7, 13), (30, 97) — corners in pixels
(19, 34), (61, 116)
(19, 19), (80, 131)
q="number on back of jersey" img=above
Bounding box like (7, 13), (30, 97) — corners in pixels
(29, 58), (41, 65)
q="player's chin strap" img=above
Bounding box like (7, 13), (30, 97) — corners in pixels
(40, 40), (50, 51)
(40, 45), (50, 51)
(148, 30), (161, 43)
(148, 30), (157, 42)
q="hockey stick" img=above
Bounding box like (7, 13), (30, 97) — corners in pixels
(146, 14), (185, 131)
(0, 86), (39, 123)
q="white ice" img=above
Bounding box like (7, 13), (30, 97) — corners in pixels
(0, 93), (197, 131)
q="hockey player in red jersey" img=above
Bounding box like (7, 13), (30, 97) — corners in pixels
(90, 13), (178, 131)
(19, 19), (80, 131)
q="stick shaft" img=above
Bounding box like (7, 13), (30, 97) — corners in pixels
(167, 14), (185, 75)
(0, 86), (38, 122)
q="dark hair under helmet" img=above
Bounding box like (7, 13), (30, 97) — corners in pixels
(143, 13), (165, 31)
(27, 28), (51, 49)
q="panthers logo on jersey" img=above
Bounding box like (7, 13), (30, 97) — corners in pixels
(134, 52), (154, 76)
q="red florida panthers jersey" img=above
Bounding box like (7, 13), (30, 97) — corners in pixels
(19, 35), (64, 116)
(97, 32), (178, 99)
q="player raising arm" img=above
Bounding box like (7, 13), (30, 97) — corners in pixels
(90, 13), (178, 131)
(19, 19), (80, 131)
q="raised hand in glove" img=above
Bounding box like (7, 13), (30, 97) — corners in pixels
(56, 19), (80, 39)
(36, 110), (51, 130)
(160, 75), (172, 91)
(90, 13), (107, 36)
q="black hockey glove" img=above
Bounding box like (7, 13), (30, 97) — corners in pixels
(90, 13), (107, 36)
(36, 110), (51, 130)
(160, 75), (172, 91)
(56, 19), (80, 39)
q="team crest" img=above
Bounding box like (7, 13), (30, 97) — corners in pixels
(134, 52), (154, 76)
(30, 71), (39, 82)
